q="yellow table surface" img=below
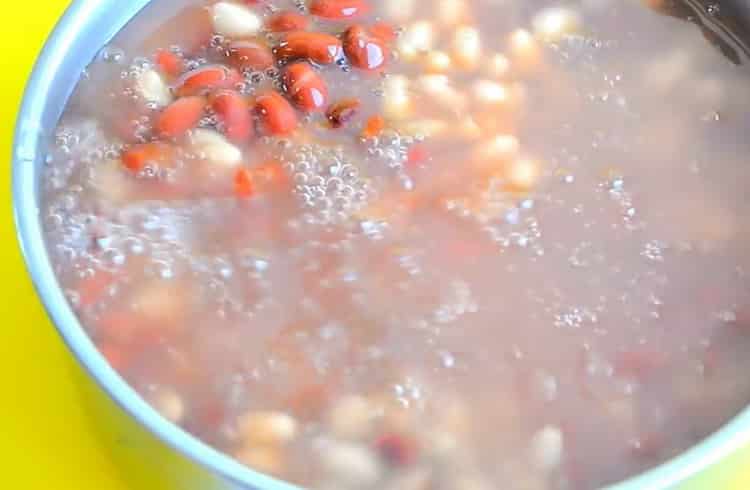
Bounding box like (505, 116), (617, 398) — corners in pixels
(2, 2), (750, 489)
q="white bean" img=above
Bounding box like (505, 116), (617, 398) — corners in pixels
(212, 2), (262, 38)
(91, 159), (133, 203)
(239, 411), (298, 446)
(329, 395), (377, 440)
(508, 29), (541, 70)
(188, 129), (243, 167)
(319, 440), (382, 488)
(417, 75), (466, 111)
(644, 50), (692, 91)
(473, 79), (509, 105)
(151, 387), (185, 424)
(474, 135), (521, 161)
(130, 281), (185, 326)
(384, 467), (433, 490)
(453, 476), (493, 490)
(529, 425), (564, 472)
(485, 53), (511, 78)
(384, 0), (415, 22)
(422, 51), (453, 73)
(236, 446), (284, 475)
(452, 26), (481, 70)
(438, 0), (469, 26)
(532, 7), (582, 42)
(383, 75), (412, 119)
(397, 119), (449, 138)
(135, 69), (172, 107)
(398, 22), (435, 62)
(458, 117), (482, 140)
(506, 158), (541, 191)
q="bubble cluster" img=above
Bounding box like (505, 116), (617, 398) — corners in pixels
(432, 280), (478, 324)
(553, 305), (599, 329)
(641, 240), (668, 262)
(287, 145), (376, 224)
(99, 45), (126, 64)
(363, 128), (418, 172)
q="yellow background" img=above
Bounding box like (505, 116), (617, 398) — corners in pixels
(1, 1), (750, 489)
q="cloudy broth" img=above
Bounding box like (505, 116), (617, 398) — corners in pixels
(42, 0), (750, 488)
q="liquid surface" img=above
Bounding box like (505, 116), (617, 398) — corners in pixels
(42, 1), (750, 488)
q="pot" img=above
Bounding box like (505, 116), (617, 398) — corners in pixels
(11, 1), (750, 489)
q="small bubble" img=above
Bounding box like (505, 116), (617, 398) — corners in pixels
(65, 290), (81, 308)
(156, 262), (174, 279)
(102, 248), (126, 267)
(716, 309), (737, 323)
(398, 174), (414, 191)
(99, 46), (125, 64)
(45, 213), (64, 230)
(439, 351), (456, 368)
(124, 237), (145, 255)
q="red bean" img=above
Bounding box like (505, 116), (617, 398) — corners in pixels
(99, 342), (129, 371)
(174, 65), (242, 97)
(326, 98), (361, 128)
(275, 31), (343, 64)
(228, 39), (275, 71)
(253, 160), (290, 189)
(406, 144), (428, 166)
(309, 0), (370, 19)
(375, 433), (418, 467)
(361, 115), (385, 138)
(77, 271), (116, 308)
(343, 25), (388, 70)
(255, 91), (298, 136)
(155, 49), (184, 77)
(267, 11), (309, 32)
(121, 142), (175, 172)
(614, 349), (668, 380)
(156, 96), (207, 138)
(210, 90), (254, 142)
(370, 22), (397, 42)
(234, 168), (255, 198)
(282, 62), (328, 112)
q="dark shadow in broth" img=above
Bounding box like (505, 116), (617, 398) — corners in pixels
(645, 0), (750, 64)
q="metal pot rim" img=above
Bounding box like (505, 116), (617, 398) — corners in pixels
(12, 2), (750, 489)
